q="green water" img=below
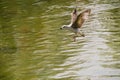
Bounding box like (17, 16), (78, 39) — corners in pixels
(0, 0), (120, 80)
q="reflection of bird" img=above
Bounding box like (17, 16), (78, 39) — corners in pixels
(60, 8), (91, 41)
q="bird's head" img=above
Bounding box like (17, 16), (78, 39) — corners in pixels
(60, 25), (69, 30)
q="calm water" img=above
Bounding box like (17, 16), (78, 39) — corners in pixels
(0, 0), (120, 80)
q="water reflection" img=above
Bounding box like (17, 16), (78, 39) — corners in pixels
(0, 0), (120, 80)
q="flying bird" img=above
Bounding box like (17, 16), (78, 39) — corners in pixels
(60, 8), (91, 41)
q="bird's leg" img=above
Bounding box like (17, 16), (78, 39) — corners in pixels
(73, 33), (78, 41)
(79, 30), (85, 37)
(73, 36), (76, 42)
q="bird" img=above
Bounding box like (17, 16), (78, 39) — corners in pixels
(60, 8), (91, 41)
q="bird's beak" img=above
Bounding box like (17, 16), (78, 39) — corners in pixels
(60, 27), (63, 30)
(60, 26), (64, 30)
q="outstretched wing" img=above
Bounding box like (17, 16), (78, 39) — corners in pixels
(71, 8), (77, 23)
(72, 9), (91, 28)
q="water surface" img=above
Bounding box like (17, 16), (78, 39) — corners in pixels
(0, 0), (120, 80)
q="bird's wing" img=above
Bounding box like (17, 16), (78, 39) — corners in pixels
(72, 9), (91, 28)
(71, 8), (77, 23)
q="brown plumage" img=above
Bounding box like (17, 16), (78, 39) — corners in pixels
(71, 8), (78, 23)
(72, 9), (91, 28)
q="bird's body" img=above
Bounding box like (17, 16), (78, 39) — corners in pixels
(60, 8), (91, 41)
(63, 24), (81, 33)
